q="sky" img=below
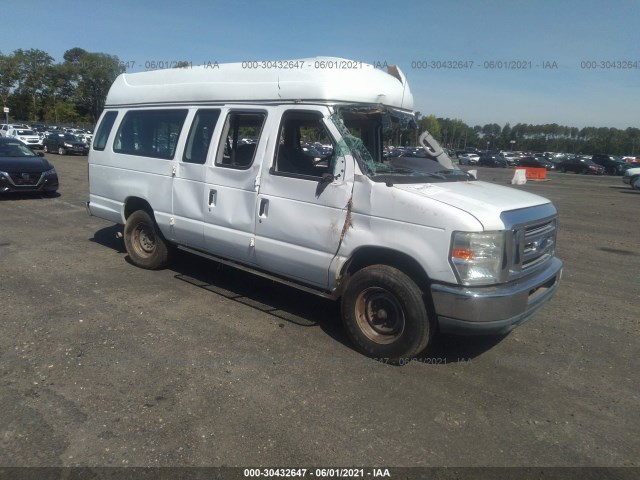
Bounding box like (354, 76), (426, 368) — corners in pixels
(2, 0), (639, 129)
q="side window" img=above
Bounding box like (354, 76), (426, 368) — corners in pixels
(273, 111), (334, 178)
(113, 109), (188, 159)
(183, 109), (221, 164)
(215, 112), (266, 169)
(93, 111), (118, 151)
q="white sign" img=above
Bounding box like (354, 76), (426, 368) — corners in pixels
(3, 107), (8, 113)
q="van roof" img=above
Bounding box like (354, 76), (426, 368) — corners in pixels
(105, 57), (413, 111)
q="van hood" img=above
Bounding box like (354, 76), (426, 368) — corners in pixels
(394, 180), (553, 230)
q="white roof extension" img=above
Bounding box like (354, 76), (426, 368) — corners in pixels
(105, 57), (414, 111)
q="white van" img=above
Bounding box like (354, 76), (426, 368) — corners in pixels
(87, 57), (562, 361)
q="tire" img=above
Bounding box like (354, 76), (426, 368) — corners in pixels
(57, 146), (66, 155)
(341, 265), (432, 362)
(123, 210), (171, 269)
(632, 176), (640, 191)
(560, 166), (566, 173)
(43, 145), (48, 153)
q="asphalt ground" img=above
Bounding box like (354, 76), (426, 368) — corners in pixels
(0, 155), (638, 470)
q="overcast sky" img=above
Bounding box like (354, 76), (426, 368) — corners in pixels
(2, 0), (639, 129)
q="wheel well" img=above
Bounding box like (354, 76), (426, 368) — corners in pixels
(124, 197), (154, 220)
(341, 247), (431, 292)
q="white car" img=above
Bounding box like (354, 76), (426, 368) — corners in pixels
(458, 153), (480, 165)
(68, 128), (93, 145)
(6, 128), (42, 148)
(622, 167), (640, 190)
(501, 153), (522, 166)
(0, 123), (28, 137)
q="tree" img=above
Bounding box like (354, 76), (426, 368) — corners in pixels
(62, 48), (124, 123)
(0, 52), (20, 115)
(12, 49), (55, 121)
(420, 115), (441, 141)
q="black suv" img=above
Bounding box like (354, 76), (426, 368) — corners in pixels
(517, 156), (556, 170)
(478, 154), (507, 167)
(590, 154), (630, 176)
(43, 133), (89, 155)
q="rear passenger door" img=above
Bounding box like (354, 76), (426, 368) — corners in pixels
(202, 109), (268, 263)
(171, 108), (221, 249)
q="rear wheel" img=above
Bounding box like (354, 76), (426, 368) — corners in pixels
(341, 265), (432, 362)
(124, 210), (171, 269)
(632, 176), (640, 191)
(560, 166), (566, 173)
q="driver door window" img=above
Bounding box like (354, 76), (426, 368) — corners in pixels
(273, 111), (334, 178)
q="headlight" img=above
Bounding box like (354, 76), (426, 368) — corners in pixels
(44, 167), (56, 176)
(450, 231), (505, 285)
(64, 142), (73, 147)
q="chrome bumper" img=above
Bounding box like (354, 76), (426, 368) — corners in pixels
(431, 257), (562, 335)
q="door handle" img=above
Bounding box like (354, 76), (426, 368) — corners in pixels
(259, 198), (269, 217)
(209, 189), (217, 206)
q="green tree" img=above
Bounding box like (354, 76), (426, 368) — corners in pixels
(12, 49), (55, 121)
(63, 48), (124, 123)
(0, 52), (20, 117)
(420, 114), (441, 141)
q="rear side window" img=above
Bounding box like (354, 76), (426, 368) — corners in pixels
(215, 112), (266, 169)
(183, 109), (221, 164)
(114, 109), (188, 159)
(93, 111), (118, 151)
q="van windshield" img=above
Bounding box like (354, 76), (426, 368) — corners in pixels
(332, 107), (473, 184)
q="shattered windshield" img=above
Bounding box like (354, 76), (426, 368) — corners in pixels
(331, 106), (472, 184)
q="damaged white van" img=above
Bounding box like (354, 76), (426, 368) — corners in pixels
(87, 57), (562, 361)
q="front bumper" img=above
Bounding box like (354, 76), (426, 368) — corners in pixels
(0, 172), (59, 193)
(431, 257), (563, 335)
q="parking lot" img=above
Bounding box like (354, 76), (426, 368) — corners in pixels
(0, 155), (638, 469)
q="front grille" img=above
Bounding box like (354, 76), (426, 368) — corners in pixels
(9, 172), (42, 186)
(510, 218), (557, 279)
(522, 219), (556, 269)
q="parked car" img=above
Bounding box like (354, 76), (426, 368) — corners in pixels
(622, 167), (640, 190)
(0, 137), (58, 195)
(6, 128), (42, 149)
(0, 123), (28, 137)
(557, 157), (605, 175)
(477, 154), (507, 168)
(517, 156), (556, 171)
(500, 152), (522, 166)
(42, 133), (89, 155)
(591, 154), (630, 176)
(458, 153), (479, 165)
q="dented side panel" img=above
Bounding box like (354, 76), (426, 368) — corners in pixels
(333, 173), (485, 287)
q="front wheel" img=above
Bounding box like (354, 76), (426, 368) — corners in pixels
(632, 176), (640, 191)
(43, 145), (48, 153)
(341, 265), (432, 362)
(124, 210), (172, 269)
(57, 146), (66, 155)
